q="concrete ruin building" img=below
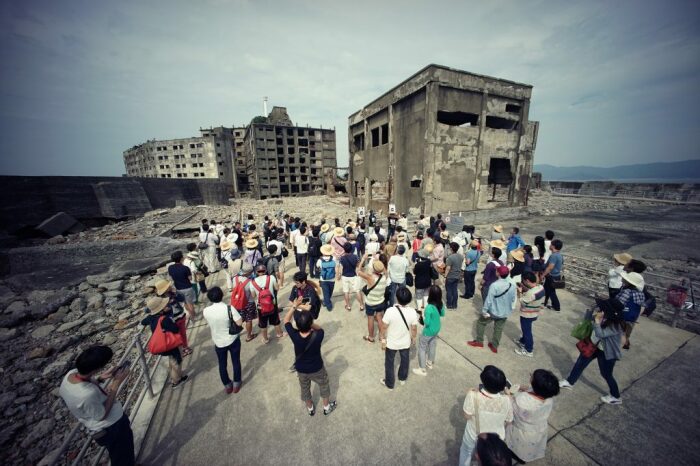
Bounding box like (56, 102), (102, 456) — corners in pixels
(242, 106), (337, 199)
(348, 64), (539, 214)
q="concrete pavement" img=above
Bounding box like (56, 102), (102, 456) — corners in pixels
(138, 269), (697, 465)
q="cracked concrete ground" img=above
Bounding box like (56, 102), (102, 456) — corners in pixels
(138, 265), (698, 466)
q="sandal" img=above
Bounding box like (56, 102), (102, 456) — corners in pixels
(262, 337), (270, 344)
(363, 335), (375, 343)
(276, 333), (286, 339)
(245, 333), (258, 342)
(182, 348), (193, 357)
(345, 305), (351, 311)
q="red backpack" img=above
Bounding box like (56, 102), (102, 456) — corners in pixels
(230, 276), (251, 310)
(251, 276), (275, 315)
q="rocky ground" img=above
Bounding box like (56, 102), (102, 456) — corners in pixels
(0, 190), (698, 464)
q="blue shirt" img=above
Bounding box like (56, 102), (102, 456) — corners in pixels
(464, 249), (481, 272)
(547, 252), (563, 277)
(483, 279), (516, 318)
(507, 234), (525, 252)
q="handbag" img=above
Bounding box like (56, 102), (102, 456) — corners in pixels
(362, 275), (382, 296)
(405, 272), (414, 287)
(227, 305), (244, 335)
(570, 319), (593, 340)
(576, 337), (598, 358)
(552, 275), (566, 289)
(146, 316), (183, 354)
(198, 232), (210, 250)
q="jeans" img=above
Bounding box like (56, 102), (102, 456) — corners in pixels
(214, 338), (242, 386)
(388, 281), (405, 307)
(445, 278), (459, 308)
(543, 275), (561, 311)
(417, 334), (438, 368)
(519, 316), (537, 352)
(463, 270), (476, 298)
(459, 430), (476, 466)
(567, 349), (620, 398)
(296, 253), (308, 274)
(385, 348), (409, 388)
(320, 280), (335, 310)
(308, 255), (320, 278)
(475, 316), (507, 348)
(94, 414), (135, 466)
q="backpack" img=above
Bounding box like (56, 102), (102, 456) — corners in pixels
(320, 258), (336, 280)
(230, 277), (250, 310)
(308, 237), (321, 257)
(251, 276), (275, 315)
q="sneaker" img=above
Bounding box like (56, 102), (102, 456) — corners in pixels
(307, 404), (315, 416)
(224, 383), (234, 394)
(513, 338), (525, 348)
(379, 378), (393, 390)
(412, 368), (427, 376)
(232, 382), (241, 394)
(399, 380), (406, 386)
(559, 380), (573, 390)
(323, 401), (337, 415)
(601, 395), (622, 405)
(171, 375), (189, 389)
(467, 340), (484, 348)
(426, 361), (433, 370)
(488, 343), (498, 353)
(514, 348), (533, 358)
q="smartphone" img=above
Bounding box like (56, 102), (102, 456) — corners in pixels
(301, 297), (310, 304)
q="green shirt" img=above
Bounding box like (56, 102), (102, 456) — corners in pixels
(422, 303), (445, 336)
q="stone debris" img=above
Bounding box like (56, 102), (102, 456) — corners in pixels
(36, 212), (84, 237)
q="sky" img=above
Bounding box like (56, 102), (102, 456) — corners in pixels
(0, 0), (699, 176)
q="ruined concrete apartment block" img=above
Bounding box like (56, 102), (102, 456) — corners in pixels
(348, 64), (539, 215)
(243, 106), (338, 200)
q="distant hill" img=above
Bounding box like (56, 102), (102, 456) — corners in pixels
(535, 159), (700, 182)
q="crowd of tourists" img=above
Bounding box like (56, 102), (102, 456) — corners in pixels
(58, 209), (652, 466)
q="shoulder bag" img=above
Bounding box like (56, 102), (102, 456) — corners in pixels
(198, 232), (210, 250)
(493, 283), (512, 299)
(288, 330), (318, 373)
(395, 305), (410, 332)
(405, 271), (414, 287)
(362, 274), (382, 296)
(146, 316), (183, 354)
(227, 305), (244, 335)
(552, 274), (566, 290)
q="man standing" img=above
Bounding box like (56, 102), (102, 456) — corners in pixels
(294, 226), (310, 274)
(380, 287), (418, 389)
(506, 227), (525, 253)
(514, 272), (545, 357)
(468, 266), (516, 353)
(462, 240), (481, 299)
(59, 346), (133, 466)
(542, 239), (564, 312)
(444, 242), (464, 309)
(168, 251), (196, 321)
(387, 245), (410, 306)
(316, 244), (337, 311)
(251, 263), (285, 344)
(202, 287), (243, 394)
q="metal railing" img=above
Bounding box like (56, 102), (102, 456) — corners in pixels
(49, 333), (162, 466)
(549, 187), (700, 204)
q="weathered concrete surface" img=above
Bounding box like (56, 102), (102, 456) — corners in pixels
(139, 269), (695, 465)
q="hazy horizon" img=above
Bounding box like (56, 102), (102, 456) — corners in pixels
(1, 0), (698, 177)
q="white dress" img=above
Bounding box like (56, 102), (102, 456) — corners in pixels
(506, 391), (553, 462)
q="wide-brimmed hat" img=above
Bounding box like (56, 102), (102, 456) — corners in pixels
(249, 231), (260, 239)
(372, 261), (385, 273)
(491, 239), (506, 250)
(349, 222), (357, 229)
(333, 227), (345, 237)
(154, 279), (171, 296)
(620, 271), (645, 291)
(613, 252), (633, 265)
(369, 233), (378, 241)
(423, 243), (434, 254)
(146, 296), (169, 314)
(221, 241), (232, 251)
(397, 233), (407, 241)
(320, 223), (330, 233)
(511, 249), (525, 262)
(320, 244), (333, 256)
(245, 238), (258, 249)
(493, 225), (503, 233)
(440, 231), (450, 240)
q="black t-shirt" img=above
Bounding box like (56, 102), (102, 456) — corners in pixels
(340, 254), (359, 277)
(168, 263), (192, 290)
(285, 323), (324, 373)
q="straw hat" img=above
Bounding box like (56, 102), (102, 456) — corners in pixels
(491, 239), (506, 250)
(511, 249), (525, 262)
(146, 296), (169, 314)
(493, 225), (503, 233)
(620, 271), (645, 291)
(397, 233), (407, 241)
(320, 244), (333, 256)
(320, 223), (330, 233)
(220, 241), (232, 251)
(349, 222), (357, 229)
(154, 279), (171, 296)
(423, 243), (434, 254)
(613, 252), (633, 265)
(249, 231), (260, 239)
(245, 238), (259, 249)
(372, 261), (385, 273)
(440, 231), (450, 240)
(333, 227), (345, 237)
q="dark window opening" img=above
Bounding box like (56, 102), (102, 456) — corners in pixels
(288, 147), (295, 155)
(505, 104), (521, 114)
(287, 129), (293, 135)
(277, 147), (284, 154)
(291, 185), (300, 193)
(437, 111), (479, 127)
(410, 179), (422, 188)
(281, 185), (289, 193)
(353, 133), (364, 151)
(381, 123), (389, 145)
(487, 158), (513, 185)
(302, 184), (310, 191)
(287, 138), (294, 145)
(298, 138), (308, 146)
(278, 157), (284, 164)
(371, 127), (380, 147)
(298, 129), (305, 137)
(485, 116), (519, 131)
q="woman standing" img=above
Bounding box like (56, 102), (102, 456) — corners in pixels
(413, 245), (436, 311)
(412, 285), (445, 376)
(198, 225), (220, 273)
(141, 297), (188, 389)
(356, 253), (388, 342)
(559, 299), (625, 404)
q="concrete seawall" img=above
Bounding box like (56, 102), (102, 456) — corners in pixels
(0, 176), (231, 232)
(543, 180), (700, 202)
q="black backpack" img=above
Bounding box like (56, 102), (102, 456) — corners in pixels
(308, 237), (321, 256)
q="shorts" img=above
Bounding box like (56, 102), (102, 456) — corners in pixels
(341, 276), (359, 293)
(258, 307), (281, 328)
(414, 287), (429, 304)
(238, 302), (257, 322)
(365, 302), (386, 317)
(177, 287), (196, 305)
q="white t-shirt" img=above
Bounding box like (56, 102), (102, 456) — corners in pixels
(290, 229), (300, 247)
(203, 302), (242, 348)
(267, 239), (284, 257)
(59, 370), (124, 432)
(366, 241), (381, 255)
(251, 274), (278, 303)
(543, 240), (552, 262)
(388, 255), (409, 283)
(199, 231), (219, 247)
(462, 389), (513, 441)
(294, 234), (309, 254)
(382, 305), (418, 350)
